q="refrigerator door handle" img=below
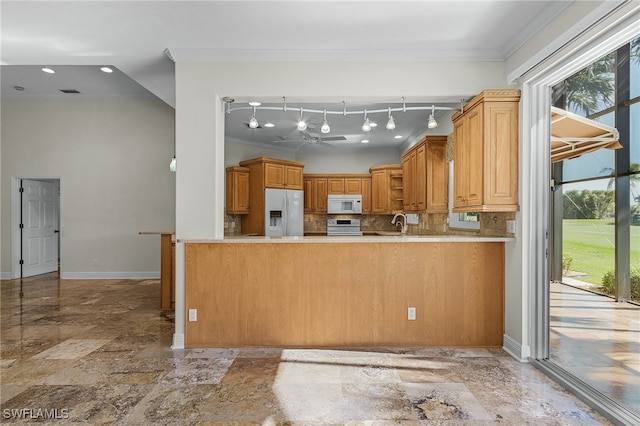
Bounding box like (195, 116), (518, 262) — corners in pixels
(284, 193), (289, 235)
(282, 193), (288, 236)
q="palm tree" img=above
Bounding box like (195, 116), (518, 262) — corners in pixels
(563, 53), (615, 116)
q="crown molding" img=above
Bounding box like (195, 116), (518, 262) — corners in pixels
(165, 48), (505, 63)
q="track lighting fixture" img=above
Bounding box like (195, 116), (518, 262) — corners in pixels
(249, 106), (259, 129)
(297, 107), (307, 131)
(226, 100), (457, 137)
(362, 110), (372, 132)
(386, 107), (396, 130)
(321, 110), (330, 134)
(427, 105), (438, 129)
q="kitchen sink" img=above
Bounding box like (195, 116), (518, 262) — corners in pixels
(373, 231), (404, 236)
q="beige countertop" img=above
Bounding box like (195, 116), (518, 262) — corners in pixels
(179, 234), (514, 243)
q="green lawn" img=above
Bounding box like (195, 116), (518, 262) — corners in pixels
(563, 219), (640, 285)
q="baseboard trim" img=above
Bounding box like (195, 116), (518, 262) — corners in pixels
(503, 334), (530, 362)
(61, 272), (160, 279)
(0, 272), (13, 280)
(172, 333), (185, 350)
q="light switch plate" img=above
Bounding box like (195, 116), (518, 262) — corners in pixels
(507, 220), (516, 234)
(406, 214), (419, 225)
(188, 309), (197, 322)
(408, 307), (416, 320)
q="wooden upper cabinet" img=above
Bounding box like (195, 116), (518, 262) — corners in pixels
(285, 165), (304, 190)
(225, 166), (250, 214)
(238, 157), (305, 235)
(239, 157), (305, 190)
(304, 176), (328, 213)
(344, 178), (362, 195)
(370, 165), (402, 214)
(361, 177), (372, 214)
(327, 178), (345, 194)
(401, 136), (448, 214)
(305, 174), (368, 213)
(451, 89), (520, 212)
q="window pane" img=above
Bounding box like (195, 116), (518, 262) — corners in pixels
(631, 103), (639, 167)
(562, 179), (615, 288)
(565, 52), (615, 116)
(631, 36), (640, 99)
(631, 185), (639, 303)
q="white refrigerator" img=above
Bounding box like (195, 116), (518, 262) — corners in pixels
(264, 188), (304, 237)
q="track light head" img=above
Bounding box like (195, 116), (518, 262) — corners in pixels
(386, 108), (396, 130)
(297, 107), (307, 131)
(249, 106), (259, 129)
(362, 110), (371, 132)
(427, 105), (437, 129)
(321, 110), (330, 134)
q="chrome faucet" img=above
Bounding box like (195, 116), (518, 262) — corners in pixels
(391, 213), (408, 234)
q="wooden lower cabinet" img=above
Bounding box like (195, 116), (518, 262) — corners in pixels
(185, 241), (505, 347)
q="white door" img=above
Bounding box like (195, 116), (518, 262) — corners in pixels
(21, 179), (58, 277)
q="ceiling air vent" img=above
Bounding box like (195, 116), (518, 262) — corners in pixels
(59, 89), (80, 94)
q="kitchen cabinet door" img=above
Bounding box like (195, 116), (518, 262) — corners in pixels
(327, 178), (345, 194)
(415, 144), (426, 211)
(313, 178), (328, 212)
(303, 178), (313, 212)
(265, 163), (285, 188)
(225, 167), (250, 214)
(361, 177), (372, 214)
(285, 165), (303, 189)
(344, 178), (362, 195)
(425, 140), (448, 213)
(371, 170), (388, 213)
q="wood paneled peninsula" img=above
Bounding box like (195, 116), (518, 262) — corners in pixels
(183, 235), (511, 348)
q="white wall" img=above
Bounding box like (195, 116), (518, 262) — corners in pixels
(1, 98), (175, 278)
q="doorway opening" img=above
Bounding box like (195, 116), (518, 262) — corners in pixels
(10, 177), (61, 279)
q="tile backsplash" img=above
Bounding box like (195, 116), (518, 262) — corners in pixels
(228, 211), (516, 237)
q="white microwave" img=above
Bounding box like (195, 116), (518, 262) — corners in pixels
(327, 194), (362, 214)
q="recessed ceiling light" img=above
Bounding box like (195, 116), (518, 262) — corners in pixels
(361, 139), (370, 144)
(263, 122), (275, 128)
(394, 135), (403, 139)
(248, 101), (261, 107)
(100, 66), (113, 73)
(41, 67), (55, 74)
(369, 122), (378, 128)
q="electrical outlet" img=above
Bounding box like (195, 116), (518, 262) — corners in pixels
(507, 220), (516, 234)
(408, 307), (416, 320)
(188, 309), (197, 322)
(92, 258), (98, 266)
(406, 214), (419, 225)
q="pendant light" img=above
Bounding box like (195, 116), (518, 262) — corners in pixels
(386, 107), (396, 130)
(427, 105), (438, 129)
(297, 107), (307, 131)
(169, 156), (176, 172)
(320, 110), (330, 134)
(362, 109), (372, 132)
(249, 106), (259, 129)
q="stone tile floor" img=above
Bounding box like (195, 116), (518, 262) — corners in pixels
(1, 273), (612, 425)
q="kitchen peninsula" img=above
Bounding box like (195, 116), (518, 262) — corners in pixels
(183, 235), (510, 348)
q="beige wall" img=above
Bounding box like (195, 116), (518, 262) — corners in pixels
(1, 98), (175, 277)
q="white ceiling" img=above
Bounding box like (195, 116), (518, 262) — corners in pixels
(0, 1), (571, 151)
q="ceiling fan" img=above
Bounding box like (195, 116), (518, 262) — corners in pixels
(274, 131), (346, 149)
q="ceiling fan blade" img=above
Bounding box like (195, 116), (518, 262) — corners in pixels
(318, 141), (338, 149)
(320, 136), (347, 142)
